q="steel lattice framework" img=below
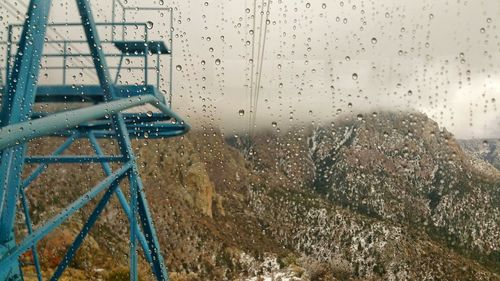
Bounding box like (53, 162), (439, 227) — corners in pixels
(0, 0), (188, 280)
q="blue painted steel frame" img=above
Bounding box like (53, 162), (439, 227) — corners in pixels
(0, 0), (187, 280)
(0, 0), (53, 279)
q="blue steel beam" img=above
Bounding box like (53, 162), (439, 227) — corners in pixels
(134, 169), (169, 280)
(87, 133), (153, 265)
(76, 0), (170, 279)
(31, 113), (174, 124)
(50, 179), (121, 281)
(32, 85), (163, 103)
(0, 95), (178, 151)
(42, 129), (188, 140)
(19, 189), (43, 281)
(0, 1), (53, 279)
(21, 134), (79, 190)
(24, 156), (126, 164)
(0, 162), (132, 277)
(129, 170), (139, 281)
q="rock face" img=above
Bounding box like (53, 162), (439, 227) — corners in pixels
(184, 162), (215, 217)
(22, 112), (499, 280)
(459, 138), (500, 171)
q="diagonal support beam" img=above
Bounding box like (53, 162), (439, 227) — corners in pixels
(50, 179), (121, 281)
(19, 189), (43, 281)
(134, 169), (170, 280)
(0, 162), (132, 276)
(75, 1), (170, 280)
(88, 133), (154, 264)
(22, 133), (79, 190)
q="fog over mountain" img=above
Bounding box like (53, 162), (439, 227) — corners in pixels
(0, 0), (499, 138)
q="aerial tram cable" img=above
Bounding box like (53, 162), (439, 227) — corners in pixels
(248, 0), (259, 138)
(250, 0), (271, 138)
(249, 0), (266, 137)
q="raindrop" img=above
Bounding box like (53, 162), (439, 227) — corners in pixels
(238, 109), (245, 116)
(306, 3), (311, 8)
(352, 73), (358, 80)
(371, 37), (378, 44)
(176, 65), (182, 71)
(322, 3), (327, 9)
(146, 21), (154, 29)
(146, 111), (153, 117)
(215, 58), (221, 65)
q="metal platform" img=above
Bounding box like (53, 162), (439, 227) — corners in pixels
(114, 41), (171, 55)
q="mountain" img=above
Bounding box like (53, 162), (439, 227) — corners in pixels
(458, 138), (500, 171)
(20, 112), (499, 281)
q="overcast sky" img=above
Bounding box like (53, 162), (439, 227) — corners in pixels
(0, 0), (499, 138)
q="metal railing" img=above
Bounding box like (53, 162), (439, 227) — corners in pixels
(0, 3), (175, 105)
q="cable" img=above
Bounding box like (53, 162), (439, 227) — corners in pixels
(248, 0), (259, 137)
(250, 0), (271, 137)
(250, 0), (266, 137)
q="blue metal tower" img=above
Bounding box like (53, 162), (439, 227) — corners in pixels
(0, 0), (188, 280)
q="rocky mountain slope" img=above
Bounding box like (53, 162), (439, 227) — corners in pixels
(459, 138), (500, 171)
(19, 111), (499, 280)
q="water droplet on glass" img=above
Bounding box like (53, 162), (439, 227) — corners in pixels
(352, 73), (358, 80)
(215, 58), (221, 65)
(146, 21), (154, 29)
(238, 109), (245, 116)
(371, 37), (378, 44)
(176, 65), (182, 71)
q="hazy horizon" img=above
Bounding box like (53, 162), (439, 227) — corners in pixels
(0, 0), (499, 138)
